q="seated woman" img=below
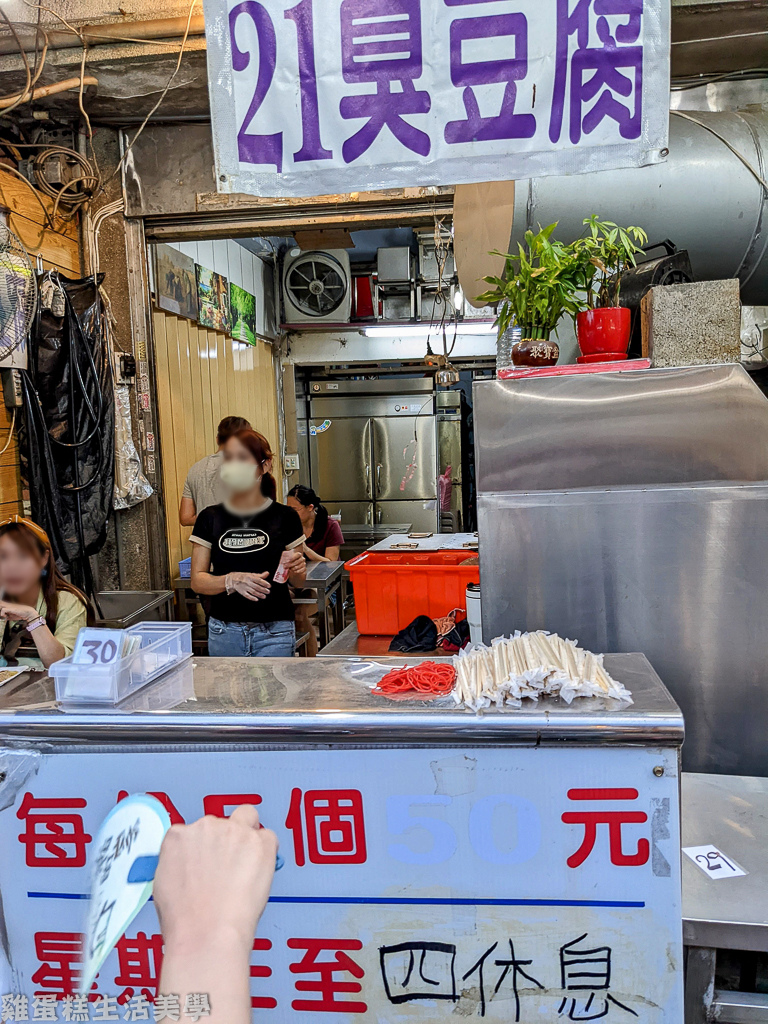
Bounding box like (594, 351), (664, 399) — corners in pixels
(190, 429), (307, 658)
(0, 516), (90, 669)
(287, 485), (344, 562)
(286, 486), (344, 656)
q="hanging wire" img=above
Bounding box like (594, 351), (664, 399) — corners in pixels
(0, 408), (15, 457)
(1, 0), (200, 215)
(108, 0), (199, 186)
(671, 110), (768, 193)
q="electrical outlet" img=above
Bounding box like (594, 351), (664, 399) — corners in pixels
(285, 453), (300, 471)
(1, 369), (23, 408)
(119, 354), (137, 383)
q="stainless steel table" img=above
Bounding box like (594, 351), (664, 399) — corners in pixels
(340, 524), (412, 539)
(682, 773), (768, 1024)
(318, 621), (452, 659)
(339, 523), (412, 560)
(94, 590), (174, 627)
(300, 560), (344, 649)
(368, 532), (478, 552)
(0, 653), (683, 1018)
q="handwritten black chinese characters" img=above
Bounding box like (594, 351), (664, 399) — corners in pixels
(380, 933), (639, 1019)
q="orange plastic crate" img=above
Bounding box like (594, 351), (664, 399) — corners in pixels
(345, 551), (480, 635)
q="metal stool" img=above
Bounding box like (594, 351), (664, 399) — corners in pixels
(295, 630), (311, 656)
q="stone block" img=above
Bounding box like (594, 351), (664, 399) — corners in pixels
(641, 279), (741, 367)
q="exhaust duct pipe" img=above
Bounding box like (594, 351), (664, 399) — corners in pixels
(509, 110), (768, 305)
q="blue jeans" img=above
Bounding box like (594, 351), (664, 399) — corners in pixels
(208, 618), (296, 658)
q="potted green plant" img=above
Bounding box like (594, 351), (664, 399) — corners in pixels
(477, 222), (584, 367)
(572, 215), (648, 359)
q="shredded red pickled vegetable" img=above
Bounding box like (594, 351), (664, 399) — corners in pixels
(374, 661), (456, 697)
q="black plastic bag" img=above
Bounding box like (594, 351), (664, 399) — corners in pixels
(389, 615), (438, 653)
(19, 274), (114, 583)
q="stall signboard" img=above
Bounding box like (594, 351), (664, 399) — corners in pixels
(202, 0), (671, 198)
(0, 745), (682, 1020)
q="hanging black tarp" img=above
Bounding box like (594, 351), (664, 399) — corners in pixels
(18, 273), (114, 587)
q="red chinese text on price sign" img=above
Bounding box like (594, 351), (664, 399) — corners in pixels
(0, 747), (682, 1020)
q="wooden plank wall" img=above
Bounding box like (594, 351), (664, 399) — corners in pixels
(152, 310), (281, 575)
(0, 173), (81, 518)
(0, 404), (22, 520)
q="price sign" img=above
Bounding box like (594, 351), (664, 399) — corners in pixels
(0, 746), (683, 1019)
(72, 629), (125, 667)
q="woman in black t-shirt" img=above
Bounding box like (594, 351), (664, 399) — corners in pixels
(190, 429), (306, 657)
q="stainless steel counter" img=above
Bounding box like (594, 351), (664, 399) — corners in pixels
(368, 532), (478, 552)
(317, 621), (452, 660)
(681, 772), (768, 1024)
(682, 772), (768, 952)
(0, 652), (681, 748)
(474, 366), (768, 778)
(0, 653), (684, 1020)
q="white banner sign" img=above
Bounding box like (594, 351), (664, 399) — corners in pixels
(203, 0), (670, 198)
(0, 744), (682, 1020)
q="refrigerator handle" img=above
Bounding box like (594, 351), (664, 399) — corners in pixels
(377, 506), (382, 524)
(367, 505), (373, 525)
(376, 463), (382, 494)
(365, 462), (371, 498)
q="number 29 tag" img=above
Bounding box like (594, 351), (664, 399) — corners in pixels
(72, 628), (125, 666)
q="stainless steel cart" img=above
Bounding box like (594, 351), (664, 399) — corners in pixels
(0, 653), (683, 1021)
(682, 772), (768, 1024)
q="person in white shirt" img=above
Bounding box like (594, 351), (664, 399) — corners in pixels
(179, 416), (251, 526)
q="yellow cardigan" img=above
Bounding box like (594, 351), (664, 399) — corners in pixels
(0, 589), (87, 668)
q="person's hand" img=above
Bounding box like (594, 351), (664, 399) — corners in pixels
(0, 601), (39, 624)
(227, 571), (270, 601)
(284, 549), (306, 574)
(153, 804), (278, 959)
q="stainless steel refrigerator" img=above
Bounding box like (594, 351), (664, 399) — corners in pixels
(307, 380), (439, 532)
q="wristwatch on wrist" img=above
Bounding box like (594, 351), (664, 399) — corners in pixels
(26, 615), (46, 632)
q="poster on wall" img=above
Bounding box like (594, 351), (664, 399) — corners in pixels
(196, 265), (231, 333)
(230, 282), (257, 344)
(202, 0), (670, 199)
(154, 244), (198, 320)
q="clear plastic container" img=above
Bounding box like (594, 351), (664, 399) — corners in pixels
(497, 324), (522, 372)
(50, 621), (192, 706)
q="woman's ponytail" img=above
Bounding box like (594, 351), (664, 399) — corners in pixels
(261, 471), (277, 501)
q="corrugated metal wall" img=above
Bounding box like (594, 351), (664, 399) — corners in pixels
(150, 239), (280, 575)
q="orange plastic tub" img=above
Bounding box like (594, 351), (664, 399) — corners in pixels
(345, 551), (480, 635)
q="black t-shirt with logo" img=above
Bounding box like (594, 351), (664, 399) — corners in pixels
(190, 501), (304, 623)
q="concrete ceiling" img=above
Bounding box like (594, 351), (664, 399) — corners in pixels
(0, 0), (765, 123)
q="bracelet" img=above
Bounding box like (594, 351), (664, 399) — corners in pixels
(225, 573), (234, 595)
(26, 615), (46, 632)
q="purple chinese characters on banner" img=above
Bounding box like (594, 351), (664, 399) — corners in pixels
(285, 0), (334, 162)
(229, 1), (283, 169)
(549, 0), (643, 145)
(339, 0), (431, 163)
(444, 0), (535, 144)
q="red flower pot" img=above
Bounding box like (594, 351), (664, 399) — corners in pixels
(576, 307), (631, 356)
